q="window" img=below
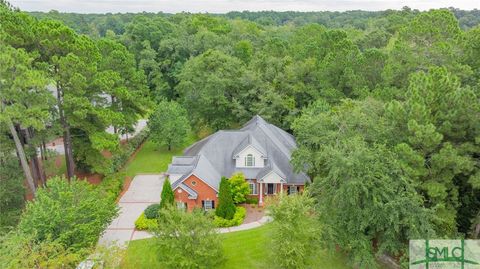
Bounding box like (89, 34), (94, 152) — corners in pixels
(177, 202), (187, 211)
(288, 185), (298, 195)
(202, 200), (215, 210)
(245, 154), (255, 167)
(249, 182), (257, 194)
(191, 180), (197, 186)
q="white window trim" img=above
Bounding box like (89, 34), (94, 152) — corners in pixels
(245, 154), (255, 167)
(204, 200), (213, 210)
(177, 202), (186, 210)
(249, 182), (257, 195)
(289, 185), (297, 195)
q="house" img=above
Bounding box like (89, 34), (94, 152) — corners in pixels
(166, 115), (310, 211)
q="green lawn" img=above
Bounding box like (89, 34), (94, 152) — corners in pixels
(121, 225), (351, 269)
(123, 134), (197, 177)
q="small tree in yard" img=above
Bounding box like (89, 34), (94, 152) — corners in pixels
(155, 206), (224, 269)
(216, 177), (236, 220)
(148, 100), (190, 151)
(267, 192), (321, 269)
(229, 172), (250, 204)
(17, 177), (118, 251)
(160, 178), (175, 209)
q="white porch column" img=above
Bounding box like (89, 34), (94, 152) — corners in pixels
(280, 182), (284, 193)
(259, 182), (263, 205)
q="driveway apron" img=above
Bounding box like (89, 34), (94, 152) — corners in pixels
(98, 174), (164, 246)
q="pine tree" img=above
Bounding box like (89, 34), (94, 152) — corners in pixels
(215, 177), (236, 220)
(160, 178), (175, 209)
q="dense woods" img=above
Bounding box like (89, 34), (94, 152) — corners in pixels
(1, 0), (479, 267)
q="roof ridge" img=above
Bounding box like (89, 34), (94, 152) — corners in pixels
(258, 123), (291, 158)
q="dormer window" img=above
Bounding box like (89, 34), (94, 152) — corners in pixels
(245, 154), (255, 167)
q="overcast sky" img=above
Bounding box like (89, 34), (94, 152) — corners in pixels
(9, 0), (480, 14)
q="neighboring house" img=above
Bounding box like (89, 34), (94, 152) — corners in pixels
(166, 115), (310, 211)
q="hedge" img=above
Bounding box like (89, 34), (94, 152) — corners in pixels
(134, 213), (158, 230)
(110, 128), (149, 173)
(98, 172), (125, 201)
(245, 197), (259, 204)
(98, 128), (149, 200)
(213, 207), (246, 228)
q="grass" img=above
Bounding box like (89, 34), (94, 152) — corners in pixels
(121, 225), (351, 269)
(123, 133), (197, 177)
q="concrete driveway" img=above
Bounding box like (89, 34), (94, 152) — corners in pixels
(99, 174), (164, 246)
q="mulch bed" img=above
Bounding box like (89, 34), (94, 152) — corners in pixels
(24, 138), (147, 202)
(242, 204), (265, 224)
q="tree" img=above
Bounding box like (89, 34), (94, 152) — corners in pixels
(216, 177), (236, 220)
(96, 38), (150, 137)
(383, 10), (470, 88)
(18, 177), (118, 250)
(463, 25), (480, 83)
(384, 67), (479, 236)
(176, 49), (250, 130)
(292, 99), (435, 267)
(160, 178), (175, 209)
(267, 192), (321, 269)
(229, 173), (250, 204)
(0, 43), (51, 196)
(155, 206), (224, 269)
(0, 153), (25, 232)
(233, 40), (253, 64)
(148, 100), (190, 151)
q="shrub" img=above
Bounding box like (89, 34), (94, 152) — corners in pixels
(155, 206), (224, 269)
(246, 197), (259, 204)
(18, 177), (118, 251)
(216, 177), (236, 220)
(144, 204), (160, 219)
(267, 193), (321, 269)
(229, 173), (250, 204)
(160, 178), (174, 209)
(135, 213), (158, 230)
(213, 207), (246, 227)
(0, 231), (86, 269)
(98, 172), (125, 201)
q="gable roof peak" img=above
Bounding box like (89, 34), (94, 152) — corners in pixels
(232, 133), (267, 158)
(242, 115), (268, 129)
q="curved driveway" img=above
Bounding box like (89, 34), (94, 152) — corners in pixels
(99, 174), (165, 246)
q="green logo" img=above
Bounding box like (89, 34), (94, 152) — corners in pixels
(410, 240), (480, 269)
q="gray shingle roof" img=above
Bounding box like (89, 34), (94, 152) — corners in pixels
(166, 115), (310, 191)
(232, 134), (267, 158)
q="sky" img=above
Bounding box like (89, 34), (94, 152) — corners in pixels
(9, 0), (480, 14)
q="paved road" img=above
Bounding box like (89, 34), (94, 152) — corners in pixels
(41, 119), (147, 155)
(98, 174), (164, 246)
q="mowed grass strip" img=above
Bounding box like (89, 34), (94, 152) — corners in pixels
(123, 133), (197, 177)
(121, 225), (351, 269)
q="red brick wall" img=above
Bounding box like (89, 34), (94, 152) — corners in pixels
(174, 174), (218, 211)
(174, 175), (305, 209)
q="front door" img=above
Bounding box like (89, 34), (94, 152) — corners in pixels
(267, 183), (274, 195)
